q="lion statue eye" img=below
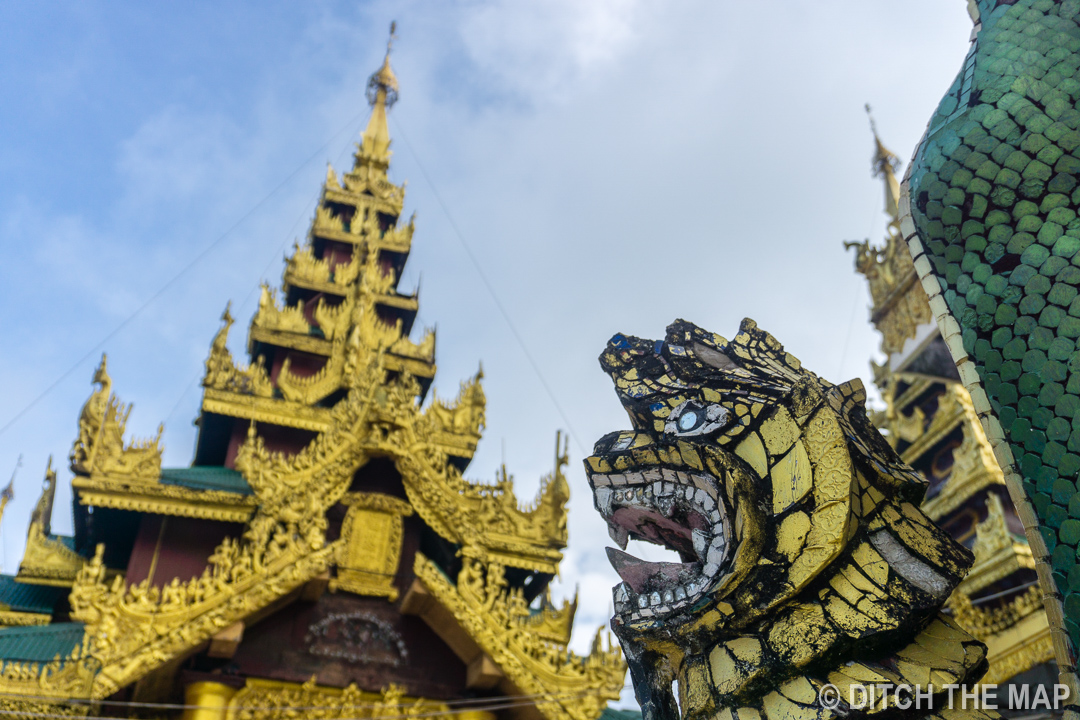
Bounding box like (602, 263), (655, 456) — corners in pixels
(666, 400), (729, 437)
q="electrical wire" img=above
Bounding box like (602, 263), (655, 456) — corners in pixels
(0, 689), (607, 717)
(158, 114), (367, 436)
(0, 109), (370, 441)
(388, 115), (588, 458)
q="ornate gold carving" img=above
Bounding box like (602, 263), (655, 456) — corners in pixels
(845, 234), (934, 356)
(69, 523), (335, 698)
(0, 611), (50, 627)
(897, 383), (966, 463)
(312, 296), (353, 342)
(376, 215), (414, 253)
(332, 493), (413, 600)
(845, 127), (933, 357)
(424, 371), (485, 445)
(203, 304), (273, 398)
(389, 327), (435, 363)
(313, 205), (346, 235)
(71, 475), (256, 522)
(253, 285), (309, 335)
(17, 460), (86, 586)
(277, 344), (346, 406)
(521, 588), (578, 645)
(921, 396), (1007, 522)
(979, 610), (1056, 685)
(202, 388), (332, 433)
(283, 240), (366, 294)
(70, 356), (162, 481)
(17, 524), (85, 587)
(226, 677), (448, 720)
(415, 553), (624, 720)
(287, 244), (332, 289)
(394, 432), (570, 574)
(972, 493), (1013, 565)
(0, 641), (98, 709)
(949, 585), (1043, 639)
(325, 163), (341, 192)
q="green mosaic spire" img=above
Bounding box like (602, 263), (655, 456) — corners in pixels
(904, 0), (1080, 692)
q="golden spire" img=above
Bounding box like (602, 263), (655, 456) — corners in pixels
(358, 22), (399, 172)
(0, 455), (17, 535)
(866, 104), (902, 224)
(30, 457), (56, 536)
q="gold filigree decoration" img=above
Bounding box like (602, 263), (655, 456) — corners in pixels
(69, 356), (162, 481)
(203, 304), (273, 398)
(425, 371), (486, 440)
(389, 328), (435, 363)
(277, 341), (346, 406)
(972, 493), (1014, 565)
(0, 611), (50, 628)
(313, 295), (354, 342)
(313, 205), (345, 235)
(253, 285), (309, 335)
(393, 432), (570, 573)
(227, 677), (448, 720)
(376, 214), (414, 252)
(333, 251), (362, 287)
(415, 553), (624, 720)
(846, 235), (933, 355)
(0, 640), (98, 710)
(846, 231), (915, 312)
(69, 524), (335, 698)
(285, 243), (332, 286)
(921, 397), (1007, 522)
(979, 611), (1056, 685)
(897, 383), (966, 463)
(325, 163), (341, 192)
(17, 523), (85, 587)
(948, 585), (1043, 639)
(521, 588), (578, 645)
(332, 493), (413, 600)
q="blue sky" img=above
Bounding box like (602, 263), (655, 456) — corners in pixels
(0, 0), (972, 703)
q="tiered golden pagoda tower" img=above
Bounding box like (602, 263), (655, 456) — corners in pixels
(0, 35), (626, 720)
(848, 113), (1057, 689)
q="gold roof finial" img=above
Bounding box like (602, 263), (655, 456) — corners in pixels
(0, 455), (18, 542)
(866, 104), (902, 223)
(367, 22), (399, 109)
(357, 22), (399, 172)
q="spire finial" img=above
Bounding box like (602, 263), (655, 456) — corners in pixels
(367, 22), (400, 109)
(865, 104), (902, 223)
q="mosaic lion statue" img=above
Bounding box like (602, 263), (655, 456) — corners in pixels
(586, 318), (994, 720)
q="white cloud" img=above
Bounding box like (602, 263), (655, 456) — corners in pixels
(459, 0), (641, 101)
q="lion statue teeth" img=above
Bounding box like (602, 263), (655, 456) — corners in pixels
(586, 318), (993, 720)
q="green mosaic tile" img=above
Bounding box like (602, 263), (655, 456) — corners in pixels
(909, 0), (1080, 655)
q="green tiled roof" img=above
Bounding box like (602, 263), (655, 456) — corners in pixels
(0, 575), (65, 615)
(160, 466), (252, 495)
(47, 534), (77, 552)
(0, 623), (84, 663)
(600, 708), (641, 720)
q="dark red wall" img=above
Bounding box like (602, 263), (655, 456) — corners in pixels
(231, 591), (467, 698)
(126, 514), (245, 587)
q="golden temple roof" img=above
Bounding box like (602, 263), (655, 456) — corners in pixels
(0, 31), (626, 720)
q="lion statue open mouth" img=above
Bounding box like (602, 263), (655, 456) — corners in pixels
(586, 319), (992, 720)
